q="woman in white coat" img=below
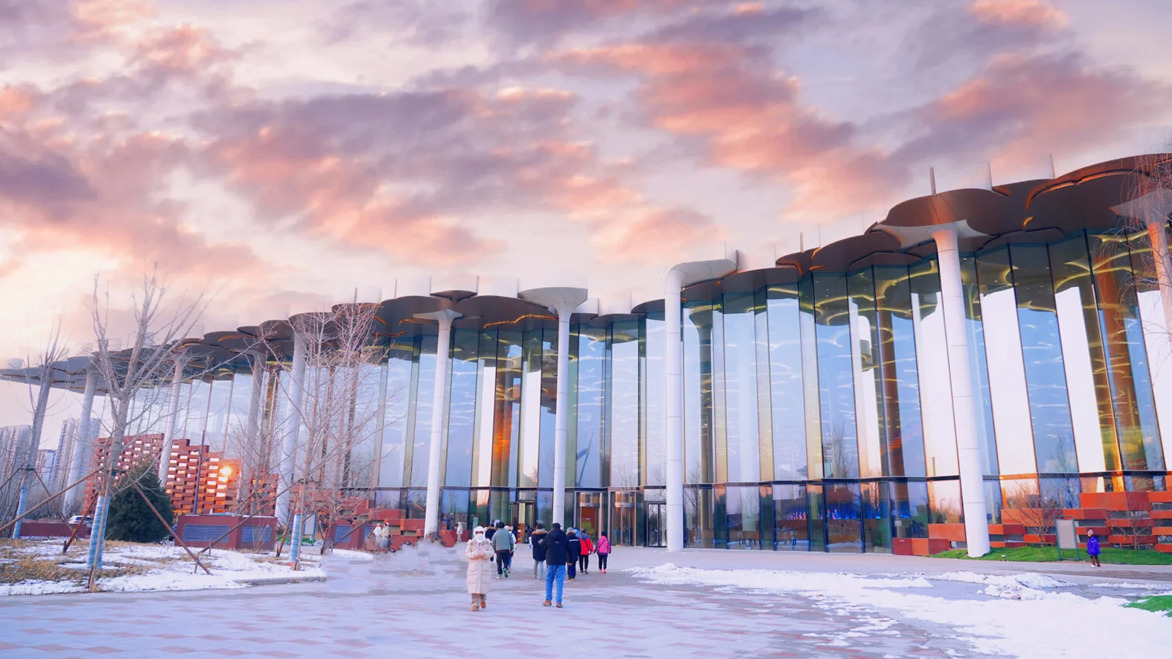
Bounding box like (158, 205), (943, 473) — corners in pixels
(465, 526), (495, 611)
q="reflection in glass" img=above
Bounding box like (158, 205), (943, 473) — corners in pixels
(1011, 244), (1077, 473)
(767, 285), (808, 480)
(610, 320), (640, 487)
(410, 334), (436, 488)
(908, 261), (954, 477)
(1049, 234), (1116, 473)
(445, 329), (479, 488)
(813, 274), (859, 478)
(849, 269), (883, 479)
(771, 484), (808, 550)
(642, 312), (666, 486)
(1090, 233), (1165, 471)
(683, 300), (716, 484)
(722, 293), (761, 484)
(975, 248), (1036, 475)
(825, 483), (862, 552)
(573, 326), (605, 488)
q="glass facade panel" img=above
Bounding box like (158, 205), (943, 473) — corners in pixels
(574, 325), (605, 488)
(1090, 233), (1165, 471)
(722, 293), (761, 484)
(975, 248), (1037, 475)
(767, 285), (807, 480)
(813, 274), (859, 479)
(610, 321), (640, 487)
(1049, 234), (1117, 473)
(1011, 244), (1078, 473)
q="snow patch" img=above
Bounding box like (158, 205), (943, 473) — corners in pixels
(628, 563), (1172, 658)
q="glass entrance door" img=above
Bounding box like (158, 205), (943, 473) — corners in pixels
(610, 491), (638, 546)
(644, 502), (666, 547)
(576, 492), (602, 540)
(510, 501), (535, 541)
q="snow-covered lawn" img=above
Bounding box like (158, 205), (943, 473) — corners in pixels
(1, 539), (325, 596)
(629, 563), (1172, 657)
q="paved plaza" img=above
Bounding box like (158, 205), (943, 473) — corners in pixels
(2, 546), (1171, 658)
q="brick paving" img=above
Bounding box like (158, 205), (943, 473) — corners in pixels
(2, 546), (1169, 658)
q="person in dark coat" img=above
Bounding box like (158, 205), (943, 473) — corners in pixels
(530, 522), (548, 580)
(542, 522), (569, 608)
(565, 528), (581, 581)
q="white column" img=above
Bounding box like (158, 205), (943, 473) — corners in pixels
(933, 225), (991, 557)
(276, 335), (307, 525)
(420, 309), (460, 538)
(553, 309), (573, 526)
(665, 270), (686, 552)
(662, 254), (738, 552)
(518, 287), (589, 528)
(240, 352), (264, 508)
(157, 358), (186, 484)
(63, 367), (98, 514)
(372, 360), (389, 489)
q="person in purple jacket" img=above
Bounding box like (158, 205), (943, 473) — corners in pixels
(1087, 529), (1101, 567)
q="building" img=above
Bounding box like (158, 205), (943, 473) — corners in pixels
(9, 154), (1172, 553)
(81, 434), (240, 517)
(164, 438), (240, 516)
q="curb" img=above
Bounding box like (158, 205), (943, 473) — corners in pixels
(236, 575), (328, 586)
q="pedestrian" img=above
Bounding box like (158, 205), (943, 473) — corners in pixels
(373, 521), (390, 551)
(530, 521), (548, 580)
(1087, 529), (1101, 567)
(596, 531), (611, 573)
(566, 528), (581, 581)
(485, 521), (498, 542)
(466, 526), (494, 611)
(492, 520), (515, 578)
(542, 522), (569, 608)
(578, 530), (593, 574)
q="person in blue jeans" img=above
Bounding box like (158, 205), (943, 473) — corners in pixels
(542, 522), (570, 608)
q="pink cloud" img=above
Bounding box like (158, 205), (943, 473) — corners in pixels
(970, 0), (1068, 28)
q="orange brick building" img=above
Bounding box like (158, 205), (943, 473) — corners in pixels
(84, 434), (241, 516)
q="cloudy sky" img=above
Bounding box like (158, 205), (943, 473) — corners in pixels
(3, 0), (1172, 437)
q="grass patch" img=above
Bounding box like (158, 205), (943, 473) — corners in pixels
(1126, 595), (1172, 616)
(931, 546), (1172, 565)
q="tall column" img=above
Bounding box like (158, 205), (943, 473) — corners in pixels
(276, 334), (307, 525)
(14, 379), (52, 539)
(371, 360), (389, 490)
(552, 310), (571, 527)
(518, 287), (589, 528)
(662, 255), (738, 552)
(418, 309), (460, 538)
(664, 270), (686, 552)
(63, 367), (98, 515)
(157, 357), (186, 484)
(933, 224), (991, 557)
(240, 352), (265, 512)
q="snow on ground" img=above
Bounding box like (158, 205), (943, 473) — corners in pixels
(627, 564), (1172, 658)
(2, 539), (324, 596)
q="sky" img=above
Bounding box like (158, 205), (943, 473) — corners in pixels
(3, 0), (1172, 442)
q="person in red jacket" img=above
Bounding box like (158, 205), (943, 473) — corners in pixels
(578, 531), (594, 574)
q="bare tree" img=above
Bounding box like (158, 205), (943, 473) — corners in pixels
(85, 272), (206, 586)
(5, 322), (71, 537)
(262, 302), (386, 566)
(1003, 481), (1066, 547)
